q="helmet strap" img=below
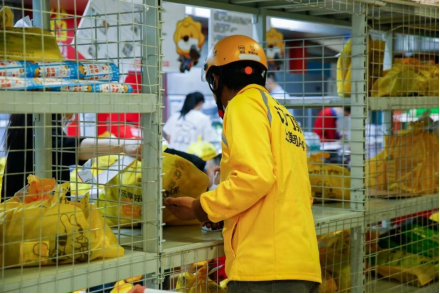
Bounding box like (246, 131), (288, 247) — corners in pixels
(208, 68), (225, 119)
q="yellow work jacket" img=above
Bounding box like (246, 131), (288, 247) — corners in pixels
(200, 84), (321, 283)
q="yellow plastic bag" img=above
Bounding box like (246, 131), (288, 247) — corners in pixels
(97, 153), (209, 227)
(371, 64), (424, 97)
(0, 157), (6, 194)
(0, 7), (64, 62)
(375, 249), (439, 287)
(430, 212), (439, 223)
(308, 152), (350, 201)
(337, 37), (385, 97)
(317, 230), (351, 293)
(187, 136), (217, 161)
(367, 122), (439, 197)
(176, 263), (227, 293)
(0, 177), (124, 268)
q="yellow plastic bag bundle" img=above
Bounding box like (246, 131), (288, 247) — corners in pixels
(337, 37), (385, 97)
(308, 152), (350, 201)
(186, 136), (217, 161)
(176, 262), (227, 293)
(317, 230), (351, 293)
(96, 153), (209, 227)
(367, 121), (439, 197)
(0, 7), (64, 62)
(319, 270), (338, 293)
(0, 157), (6, 194)
(371, 64), (424, 97)
(0, 175), (124, 268)
(375, 249), (439, 287)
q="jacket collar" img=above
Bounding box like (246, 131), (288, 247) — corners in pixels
(237, 84), (269, 96)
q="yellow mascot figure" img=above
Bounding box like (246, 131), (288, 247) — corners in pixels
(266, 28), (285, 71)
(174, 16), (205, 73)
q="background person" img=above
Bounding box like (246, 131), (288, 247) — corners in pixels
(313, 107), (351, 142)
(163, 92), (215, 152)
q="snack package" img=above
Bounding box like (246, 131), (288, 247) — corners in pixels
(0, 60), (29, 78)
(27, 61), (81, 79)
(0, 176), (124, 268)
(0, 76), (35, 90)
(79, 62), (119, 81)
(92, 82), (133, 93)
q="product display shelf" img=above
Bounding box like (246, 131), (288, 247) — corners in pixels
(367, 279), (439, 293)
(276, 97), (351, 108)
(0, 250), (158, 293)
(0, 92), (158, 114)
(368, 96), (440, 111)
(366, 194), (440, 224)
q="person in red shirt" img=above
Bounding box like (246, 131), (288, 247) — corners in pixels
(313, 107), (350, 141)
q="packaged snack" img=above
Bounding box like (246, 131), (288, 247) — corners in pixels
(32, 77), (85, 90)
(28, 61), (80, 79)
(92, 82), (133, 93)
(0, 60), (28, 78)
(0, 76), (35, 90)
(79, 62), (119, 81)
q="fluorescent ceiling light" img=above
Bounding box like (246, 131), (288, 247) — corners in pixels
(185, 6), (210, 18)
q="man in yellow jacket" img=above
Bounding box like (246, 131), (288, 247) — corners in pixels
(165, 35), (321, 293)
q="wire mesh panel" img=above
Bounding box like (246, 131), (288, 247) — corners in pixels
(264, 31), (367, 210)
(365, 1), (439, 201)
(365, 208), (439, 293)
(0, 0), (162, 292)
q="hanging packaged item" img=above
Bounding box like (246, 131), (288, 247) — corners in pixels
(78, 62), (120, 81)
(366, 121), (439, 197)
(307, 152), (350, 201)
(0, 175), (124, 268)
(0, 7), (64, 62)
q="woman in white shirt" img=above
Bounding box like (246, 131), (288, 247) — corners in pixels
(163, 92), (215, 152)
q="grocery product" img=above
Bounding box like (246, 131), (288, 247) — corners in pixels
(308, 152), (350, 201)
(0, 60), (29, 78)
(79, 62), (119, 81)
(0, 76), (35, 90)
(366, 121), (439, 197)
(0, 175), (124, 268)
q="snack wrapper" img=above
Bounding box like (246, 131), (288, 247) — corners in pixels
(79, 62), (119, 81)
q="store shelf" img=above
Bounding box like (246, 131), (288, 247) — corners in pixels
(277, 97), (351, 108)
(0, 250), (158, 293)
(312, 205), (364, 234)
(0, 92), (157, 114)
(368, 96), (439, 111)
(368, 279), (439, 293)
(366, 193), (439, 224)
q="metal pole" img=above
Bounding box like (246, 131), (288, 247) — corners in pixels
(142, 0), (162, 257)
(32, 0), (52, 179)
(350, 2), (367, 292)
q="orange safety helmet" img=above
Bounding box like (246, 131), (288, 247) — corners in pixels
(202, 35), (268, 119)
(202, 35), (268, 81)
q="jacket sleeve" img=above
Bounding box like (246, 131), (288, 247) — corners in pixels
(199, 94), (276, 223)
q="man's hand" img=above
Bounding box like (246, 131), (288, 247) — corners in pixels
(128, 284), (147, 293)
(164, 197), (197, 221)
